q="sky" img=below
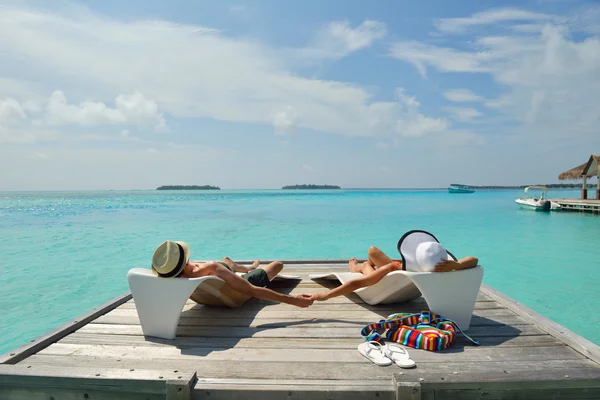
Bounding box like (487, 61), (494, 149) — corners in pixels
(1, 0), (599, 190)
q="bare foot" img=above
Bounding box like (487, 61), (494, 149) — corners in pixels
(250, 260), (260, 270)
(348, 257), (361, 273)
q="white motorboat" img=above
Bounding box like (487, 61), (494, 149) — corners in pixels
(515, 186), (561, 211)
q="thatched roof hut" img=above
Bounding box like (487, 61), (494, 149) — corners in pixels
(558, 155), (600, 199)
(558, 155), (600, 180)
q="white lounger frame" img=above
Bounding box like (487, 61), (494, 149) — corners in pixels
(127, 268), (300, 339)
(310, 266), (484, 329)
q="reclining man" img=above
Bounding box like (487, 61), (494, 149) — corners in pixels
(152, 240), (313, 308)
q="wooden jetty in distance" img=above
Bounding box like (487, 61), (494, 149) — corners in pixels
(550, 198), (600, 214)
(1, 261), (599, 399)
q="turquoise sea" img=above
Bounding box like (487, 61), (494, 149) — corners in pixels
(1, 189), (599, 354)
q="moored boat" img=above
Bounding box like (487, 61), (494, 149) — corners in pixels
(515, 186), (561, 211)
(448, 184), (475, 193)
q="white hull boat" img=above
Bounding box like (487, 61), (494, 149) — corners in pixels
(515, 186), (561, 212)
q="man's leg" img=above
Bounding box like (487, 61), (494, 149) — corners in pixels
(368, 246), (398, 268)
(257, 261), (284, 281)
(222, 257), (260, 273)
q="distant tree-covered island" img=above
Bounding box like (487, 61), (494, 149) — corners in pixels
(156, 185), (220, 190)
(282, 184), (341, 190)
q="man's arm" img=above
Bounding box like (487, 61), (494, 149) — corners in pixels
(311, 263), (397, 301)
(210, 263), (313, 307)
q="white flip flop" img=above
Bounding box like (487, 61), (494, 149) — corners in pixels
(383, 343), (416, 369)
(357, 341), (393, 366)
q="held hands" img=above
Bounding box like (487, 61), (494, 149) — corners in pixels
(308, 293), (328, 302)
(293, 294), (315, 308)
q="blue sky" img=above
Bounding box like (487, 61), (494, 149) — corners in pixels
(1, 0), (599, 189)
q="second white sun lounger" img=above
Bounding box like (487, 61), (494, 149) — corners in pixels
(310, 266), (483, 329)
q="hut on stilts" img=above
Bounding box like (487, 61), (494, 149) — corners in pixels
(558, 155), (600, 200)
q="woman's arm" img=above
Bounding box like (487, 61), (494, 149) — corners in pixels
(434, 256), (478, 272)
(311, 263), (397, 301)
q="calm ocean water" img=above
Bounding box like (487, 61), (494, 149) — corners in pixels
(1, 189), (598, 354)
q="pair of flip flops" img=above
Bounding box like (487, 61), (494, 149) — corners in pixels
(357, 341), (416, 368)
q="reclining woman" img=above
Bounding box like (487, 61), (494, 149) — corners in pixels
(309, 231), (478, 302)
(152, 240), (313, 308)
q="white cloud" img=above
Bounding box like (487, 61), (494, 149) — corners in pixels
(443, 89), (484, 102)
(390, 7), (600, 146)
(435, 8), (557, 34)
(0, 98), (27, 124)
(0, 7), (439, 142)
(46, 91), (166, 129)
(302, 164), (316, 172)
(443, 106), (482, 123)
(389, 42), (495, 76)
(394, 89), (449, 137)
(310, 20), (387, 59)
(272, 106), (298, 134)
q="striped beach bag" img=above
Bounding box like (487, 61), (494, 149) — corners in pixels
(360, 310), (480, 352)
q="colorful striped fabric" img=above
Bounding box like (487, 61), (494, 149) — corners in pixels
(360, 310), (480, 351)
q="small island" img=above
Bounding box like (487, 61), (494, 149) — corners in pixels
(156, 185), (220, 190)
(282, 184), (341, 190)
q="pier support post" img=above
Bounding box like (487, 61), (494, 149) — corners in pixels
(582, 176), (588, 199)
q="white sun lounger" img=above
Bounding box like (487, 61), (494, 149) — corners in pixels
(310, 266), (483, 329)
(127, 268), (301, 339)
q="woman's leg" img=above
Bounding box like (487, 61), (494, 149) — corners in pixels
(348, 257), (376, 275)
(367, 246), (397, 268)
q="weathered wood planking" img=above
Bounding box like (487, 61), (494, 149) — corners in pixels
(2, 261), (600, 400)
(58, 332), (567, 348)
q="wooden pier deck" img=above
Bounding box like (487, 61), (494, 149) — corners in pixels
(551, 198), (600, 213)
(2, 262), (600, 399)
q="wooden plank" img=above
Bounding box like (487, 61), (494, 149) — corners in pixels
(109, 306), (517, 320)
(94, 313), (529, 328)
(166, 375), (195, 400)
(480, 284), (600, 364)
(393, 367), (600, 387)
(59, 332), (565, 349)
(394, 381), (421, 400)
(20, 356), (599, 381)
(38, 344), (584, 364)
(192, 378), (395, 400)
(0, 365), (195, 400)
(433, 387), (600, 399)
(75, 322), (547, 337)
(120, 299), (504, 311)
(0, 292), (132, 365)
(192, 383), (395, 400)
(0, 387), (163, 400)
